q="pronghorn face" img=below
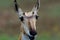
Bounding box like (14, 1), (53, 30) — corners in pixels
(19, 11), (39, 36)
(14, 0), (40, 38)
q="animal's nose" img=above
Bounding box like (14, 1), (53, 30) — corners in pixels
(30, 30), (37, 36)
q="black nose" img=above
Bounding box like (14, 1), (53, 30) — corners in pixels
(30, 30), (37, 36)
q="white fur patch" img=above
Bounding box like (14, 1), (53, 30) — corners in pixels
(22, 34), (30, 40)
(22, 23), (31, 36)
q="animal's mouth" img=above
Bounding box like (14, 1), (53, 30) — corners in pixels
(27, 34), (35, 40)
(28, 30), (37, 40)
(23, 31), (35, 40)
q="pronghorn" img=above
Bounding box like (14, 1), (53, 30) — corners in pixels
(14, 0), (40, 40)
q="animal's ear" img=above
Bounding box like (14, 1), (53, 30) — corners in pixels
(18, 8), (23, 17)
(14, 0), (23, 17)
(32, 0), (40, 14)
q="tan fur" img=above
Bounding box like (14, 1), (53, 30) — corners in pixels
(18, 23), (26, 40)
(18, 33), (22, 40)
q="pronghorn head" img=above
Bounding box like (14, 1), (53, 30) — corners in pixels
(14, 0), (40, 39)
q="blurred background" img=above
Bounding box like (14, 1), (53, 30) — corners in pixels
(0, 0), (60, 40)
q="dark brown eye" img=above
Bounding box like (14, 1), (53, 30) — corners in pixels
(23, 12), (25, 15)
(35, 15), (39, 19)
(19, 16), (24, 21)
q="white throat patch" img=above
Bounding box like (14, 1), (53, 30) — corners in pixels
(22, 34), (30, 40)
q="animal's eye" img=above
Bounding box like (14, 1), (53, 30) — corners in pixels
(23, 12), (25, 15)
(35, 15), (39, 20)
(19, 16), (24, 21)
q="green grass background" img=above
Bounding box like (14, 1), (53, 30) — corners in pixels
(0, 33), (60, 40)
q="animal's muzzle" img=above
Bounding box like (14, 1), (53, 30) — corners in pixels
(29, 30), (37, 36)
